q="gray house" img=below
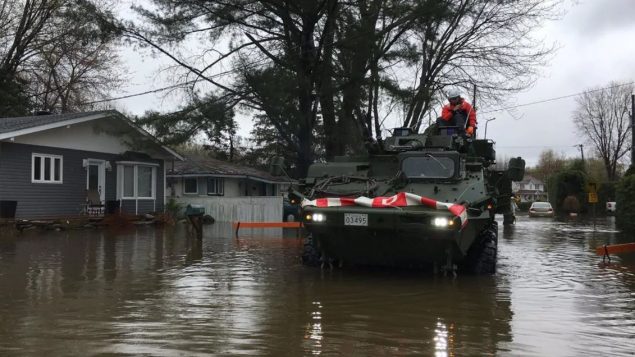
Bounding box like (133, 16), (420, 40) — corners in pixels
(167, 154), (288, 198)
(166, 154), (289, 222)
(0, 111), (182, 219)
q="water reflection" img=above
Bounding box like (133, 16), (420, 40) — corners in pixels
(0, 218), (632, 355)
(433, 319), (448, 357)
(304, 301), (323, 355)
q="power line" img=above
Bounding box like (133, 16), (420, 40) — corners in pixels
(85, 82), (191, 105)
(93, 61), (634, 117)
(83, 62), (263, 105)
(497, 145), (577, 149)
(481, 81), (635, 114)
(84, 21), (369, 106)
(84, 18), (634, 118)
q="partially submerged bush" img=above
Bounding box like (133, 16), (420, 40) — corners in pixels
(165, 198), (184, 220)
(616, 175), (635, 233)
(547, 169), (587, 214)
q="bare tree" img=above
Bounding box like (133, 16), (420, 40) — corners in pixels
(529, 149), (567, 181)
(398, 0), (558, 131)
(573, 82), (633, 181)
(0, 0), (60, 115)
(26, 9), (123, 112)
(0, 0), (123, 115)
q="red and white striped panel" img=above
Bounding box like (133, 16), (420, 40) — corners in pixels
(302, 192), (468, 228)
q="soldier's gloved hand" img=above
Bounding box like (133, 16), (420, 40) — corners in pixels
(466, 126), (474, 136)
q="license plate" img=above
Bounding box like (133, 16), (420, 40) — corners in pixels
(344, 213), (368, 226)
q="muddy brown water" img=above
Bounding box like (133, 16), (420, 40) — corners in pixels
(0, 217), (633, 356)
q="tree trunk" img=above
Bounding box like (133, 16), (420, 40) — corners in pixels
(318, 7), (338, 160)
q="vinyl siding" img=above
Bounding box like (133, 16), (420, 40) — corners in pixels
(170, 176), (274, 198)
(0, 142), (165, 219)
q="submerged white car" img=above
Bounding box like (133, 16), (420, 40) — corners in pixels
(528, 202), (554, 217)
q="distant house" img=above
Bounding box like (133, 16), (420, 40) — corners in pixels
(512, 175), (548, 202)
(0, 111), (182, 219)
(167, 154), (289, 222)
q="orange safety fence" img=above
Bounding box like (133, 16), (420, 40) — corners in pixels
(595, 243), (635, 256)
(232, 221), (303, 229)
(233, 221), (303, 238)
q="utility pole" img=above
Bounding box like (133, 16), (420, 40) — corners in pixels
(576, 144), (585, 167)
(631, 94), (634, 168)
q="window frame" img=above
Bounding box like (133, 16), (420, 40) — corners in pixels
(401, 156), (456, 180)
(206, 177), (224, 196)
(183, 177), (198, 195)
(120, 164), (156, 200)
(31, 153), (63, 184)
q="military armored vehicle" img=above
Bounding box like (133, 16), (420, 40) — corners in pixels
(277, 125), (524, 274)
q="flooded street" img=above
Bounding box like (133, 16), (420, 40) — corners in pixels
(0, 217), (634, 356)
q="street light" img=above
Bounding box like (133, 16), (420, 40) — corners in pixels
(484, 117), (496, 139)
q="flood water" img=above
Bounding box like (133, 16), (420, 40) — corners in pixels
(0, 217), (633, 356)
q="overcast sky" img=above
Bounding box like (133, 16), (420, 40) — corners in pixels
(111, 0), (635, 167)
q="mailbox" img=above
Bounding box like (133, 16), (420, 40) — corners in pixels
(185, 204), (205, 216)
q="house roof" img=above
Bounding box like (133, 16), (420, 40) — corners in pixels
(0, 110), (183, 160)
(168, 154), (289, 184)
(515, 189), (547, 194)
(518, 175), (544, 185)
(0, 111), (109, 134)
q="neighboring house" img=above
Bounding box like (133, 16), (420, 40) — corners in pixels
(512, 175), (548, 202)
(167, 154), (289, 222)
(0, 111), (182, 219)
(168, 154), (288, 198)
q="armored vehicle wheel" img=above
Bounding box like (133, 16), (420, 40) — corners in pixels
(302, 234), (321, 267)
(488, 220), (498, 240)
(463, 222), (498, 275)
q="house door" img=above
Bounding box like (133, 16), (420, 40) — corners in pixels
(86, 160), (106, 202)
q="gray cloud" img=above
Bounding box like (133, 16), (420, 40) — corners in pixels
(564, 0), (635, 36)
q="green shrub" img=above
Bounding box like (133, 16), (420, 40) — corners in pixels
(547, 169), (587, 214)
(616, 175), (635, 233)
(165, 198), (184, 219)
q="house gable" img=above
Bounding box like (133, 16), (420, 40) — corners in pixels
(11, 119), (134, 154)
(0, 111), (182, 161)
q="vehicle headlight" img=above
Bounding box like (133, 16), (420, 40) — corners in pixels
(307, 213), (326, 222)
(433, 217), (451, 227)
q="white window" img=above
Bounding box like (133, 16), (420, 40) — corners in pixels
(121, 164), (156, 199)
(206, 178), (224, 196)
(184, 178), (198, 194)
(32, 153), (63, 183)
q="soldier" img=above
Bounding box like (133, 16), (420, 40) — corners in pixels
(438, 89), (477, 137)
